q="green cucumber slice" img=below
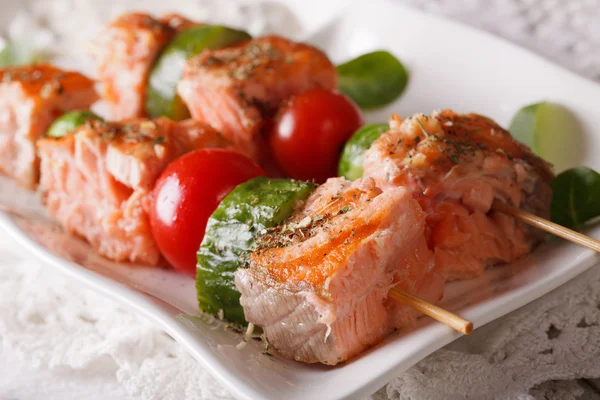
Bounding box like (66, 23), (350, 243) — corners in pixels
(551, 167), (600, 229)
(196, 177), (316, 325)
(337, 51), (408, 110)
(0, 39), (46, 67)
(47, 110), (102, 138)
(338, 123), (388, 180)
(146, 25), (251, 119)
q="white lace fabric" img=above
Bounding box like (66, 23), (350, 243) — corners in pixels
(374, 265), (600, 399)
(2, 0), (600, 399)
(402, 0), (600, 82)
(0, 234), (232, 400)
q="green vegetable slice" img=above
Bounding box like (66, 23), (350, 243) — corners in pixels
(0, 40), (45, 67)
(551, 167), (600, 229)
(47, 110), (102, 138)
(509, 101), (582, 172)
(196, 177), (317, 325)
(339, 123), (388, 180)
(336, 50), (408, 110)
(146, 25), (251, 119)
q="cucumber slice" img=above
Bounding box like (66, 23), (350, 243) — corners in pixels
(509, 101), (582, 172)
(196, 177), (317, 325)
(337, 51), (408, 110)
(551, 167), (600, 229)
(47, 110), (102, 138)
(338, 123), (388, 180)
(146, 25), (251, 119)
(0, 39), (46, 67)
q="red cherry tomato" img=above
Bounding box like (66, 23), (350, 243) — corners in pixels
(270, 88), (364, 183)
(150, 148), (265, 276)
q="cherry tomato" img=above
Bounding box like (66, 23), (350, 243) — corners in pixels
(150, 148), (265, 276)
(270, 88), (364, 183)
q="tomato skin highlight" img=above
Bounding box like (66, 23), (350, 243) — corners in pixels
(149, 148), (265, 276)
(269, 88), (364, 183)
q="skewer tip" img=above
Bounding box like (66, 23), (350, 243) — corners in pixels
(389, 287), (474, 335)
(462, 321), (474, 335)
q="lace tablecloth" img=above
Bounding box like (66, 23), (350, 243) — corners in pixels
(2, 0), (600, 399)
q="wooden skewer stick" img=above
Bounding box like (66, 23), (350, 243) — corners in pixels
(388, 287), (474, 335)
(492, 201), (600, 253)
(386, 198), (600, 337)
(0, 203), (476, 335)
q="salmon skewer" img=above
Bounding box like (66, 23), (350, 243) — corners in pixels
(492, 201), (600, 254)
(363, 110), (554, 280)
(0, 65), (98, 188)
(91, 13), (197, 120)
(178, 35), (338, 161)
(37, 117), (228, 265)
(235, 177), (445, 364)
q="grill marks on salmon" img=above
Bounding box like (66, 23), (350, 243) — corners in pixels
(235, 177), (443, 364)
(363, 110), (554, 280)
(0, 65), (97, 188)
(178, 36), (338, 160)
(92, 13), (181, 120)
(37, 118), (228, 265)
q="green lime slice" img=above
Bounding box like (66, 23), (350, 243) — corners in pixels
(509, 101), (582, 172)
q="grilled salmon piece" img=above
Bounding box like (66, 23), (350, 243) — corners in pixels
(178, 35), (337, 160)
(235, 177), (444, 365)
(0, 65), (97, 188)
(363, 110), (554, 280)
(92, 13), (178, 120)
(37, 118), (228, 265)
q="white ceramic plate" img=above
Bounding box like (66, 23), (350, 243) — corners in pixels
(2, 0), (600, 399)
